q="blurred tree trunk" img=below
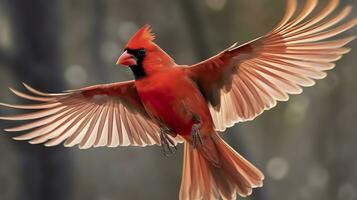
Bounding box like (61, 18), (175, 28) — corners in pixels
(5, 0), (73, 200)
(92, 0), (109, 82)
(177, 0), (210, 59)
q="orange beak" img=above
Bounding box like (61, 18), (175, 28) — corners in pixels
(116, 50), (137, 66)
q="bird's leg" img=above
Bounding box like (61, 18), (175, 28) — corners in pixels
(160, 127), (177, 156)
(191, 113), (203, 148)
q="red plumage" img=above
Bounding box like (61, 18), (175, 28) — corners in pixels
(1, 0), (356, 199)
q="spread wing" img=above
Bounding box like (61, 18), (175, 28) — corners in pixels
(0, 82), (182, 148)
(185, 0), (356, 131)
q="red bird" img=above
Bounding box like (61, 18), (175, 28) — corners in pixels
(1, 0), (356, 199)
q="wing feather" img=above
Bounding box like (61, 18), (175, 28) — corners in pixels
(79, 104), (105, 149)
(64, 104), (100, 147)
(1, 81), (183, 148)
(186, 0), (355, 131)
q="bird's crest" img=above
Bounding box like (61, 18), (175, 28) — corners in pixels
(126, 24), (156, 49)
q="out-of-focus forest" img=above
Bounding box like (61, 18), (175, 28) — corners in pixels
(0, 0), (356, 200)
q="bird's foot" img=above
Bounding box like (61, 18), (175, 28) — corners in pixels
(160, 127), (177, 157)
(191, 123), (203, 148)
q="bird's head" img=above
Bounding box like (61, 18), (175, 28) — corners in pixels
(117, 24), (174, 79)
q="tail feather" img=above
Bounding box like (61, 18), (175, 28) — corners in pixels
(179, 133), (264, 200)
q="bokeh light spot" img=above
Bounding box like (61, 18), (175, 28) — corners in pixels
(117, 21), (138, 42)
(0, 17), (12, 48)
(284, 95), (310, 125)
(299, 185), (313, 200)
(101, 41), (120, 63)
(205, 0), (226, 11)
(64, 65), (88, 87)
(307, 165), (329, 188)
(338, 183), (357, 200)
(266, 157), (289, 180)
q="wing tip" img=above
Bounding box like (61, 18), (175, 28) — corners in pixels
(63, 141), (74, 148)
(347, 35), (357, 43)
(13, 136), (28, 141)
(78, 145), (91, 150)
(0, 116), (15, 121)
(4, 127), (18, 132)
(29, 140), (42, 145)
(44, 142), (57, 147)
(0, 102), (18, 110)
(341, 48), (352, 54)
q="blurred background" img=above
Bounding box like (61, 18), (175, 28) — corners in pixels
(0, 0), (356, 199)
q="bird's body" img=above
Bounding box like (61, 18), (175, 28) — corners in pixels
(1, 0), (356, 199)
(135, 67), (213, 138)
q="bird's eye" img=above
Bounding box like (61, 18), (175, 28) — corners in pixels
(138, 49), (146, 56)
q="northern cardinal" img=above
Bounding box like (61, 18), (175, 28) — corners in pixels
(1, 0), (356, 199)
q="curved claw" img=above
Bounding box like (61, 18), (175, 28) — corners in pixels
(191, 123), (203, 148)
(160, 128), (177, 156)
